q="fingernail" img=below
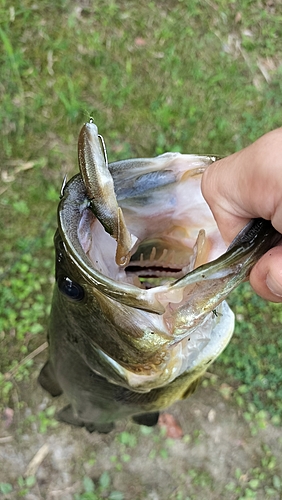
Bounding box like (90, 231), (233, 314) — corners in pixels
(266, 273), (282, 298)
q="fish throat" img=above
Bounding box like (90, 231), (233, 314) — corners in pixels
(126, 239), (189, 285)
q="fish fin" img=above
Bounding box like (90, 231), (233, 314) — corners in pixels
(57, 404), (115, 433)
(180, 378), (200, 400)
(56, 404), (84, 427)
(38, 360), (63, 397)
(132, 411), (160, 427)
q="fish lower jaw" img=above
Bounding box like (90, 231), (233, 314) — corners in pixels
(96, 302), (234, 393)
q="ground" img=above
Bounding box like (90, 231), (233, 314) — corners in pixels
(1, 364), (282, 500)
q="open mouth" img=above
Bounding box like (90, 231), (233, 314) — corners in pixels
(76, 119), (226, 291)
(78, 208), (202, 289)
(78, 199), (219, 294)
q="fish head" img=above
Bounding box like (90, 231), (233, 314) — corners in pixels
(54, 123), (280, 393)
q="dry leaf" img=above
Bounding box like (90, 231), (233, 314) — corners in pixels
(158, 413), (183, 439)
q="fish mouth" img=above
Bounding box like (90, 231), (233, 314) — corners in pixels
(75, 151), (227, 296)
(57, 155), (235, 391)
(57, 144), (280, 392)
(59, 152), (279, 327)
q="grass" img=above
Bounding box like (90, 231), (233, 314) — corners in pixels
(74, 474), (124, 500)
(0, 0), (282, 498)
(215, 283), (282, 424)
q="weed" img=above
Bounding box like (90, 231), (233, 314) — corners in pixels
(215, 283), (282, 421)
(74, 474), (124, 500)
(0, 483), (13, 495)
(116, 431), (137, 448)
(16, 476), (36, 497)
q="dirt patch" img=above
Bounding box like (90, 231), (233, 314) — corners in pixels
(1, 366), (281, 500)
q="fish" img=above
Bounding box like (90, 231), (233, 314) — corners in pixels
(38, 119), (281, 433)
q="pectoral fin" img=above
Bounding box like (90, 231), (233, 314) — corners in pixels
(57, 404), (114, 434)
(132, 411), (160, 427)
(38, 360), (63, 397)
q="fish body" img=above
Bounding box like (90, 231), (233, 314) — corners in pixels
(39, 121), (280, 432)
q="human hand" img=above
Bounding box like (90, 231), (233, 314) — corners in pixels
(201, 128), (282, 302)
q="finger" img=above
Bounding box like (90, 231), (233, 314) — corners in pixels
(215, 213), (251, 245)
(249, 245), (282, 302)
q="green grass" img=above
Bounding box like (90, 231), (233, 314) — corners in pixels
(215, 284), (282, 424)
(74, 474), (124, 500)
(0, 0), (282, 462)
(1, 0), (282, 162)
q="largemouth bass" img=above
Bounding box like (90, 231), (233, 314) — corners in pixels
(39, 120), (280, 433)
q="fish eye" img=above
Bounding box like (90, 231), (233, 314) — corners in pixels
(57, 276), (85, 301)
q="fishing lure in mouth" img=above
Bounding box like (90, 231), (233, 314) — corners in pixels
(78, 119), (137, 267)
(38, 120), (281, 433)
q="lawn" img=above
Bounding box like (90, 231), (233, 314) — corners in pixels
(1, 1), (282, 498)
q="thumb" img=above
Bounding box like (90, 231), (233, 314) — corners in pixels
(250, 246), (282, 302)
